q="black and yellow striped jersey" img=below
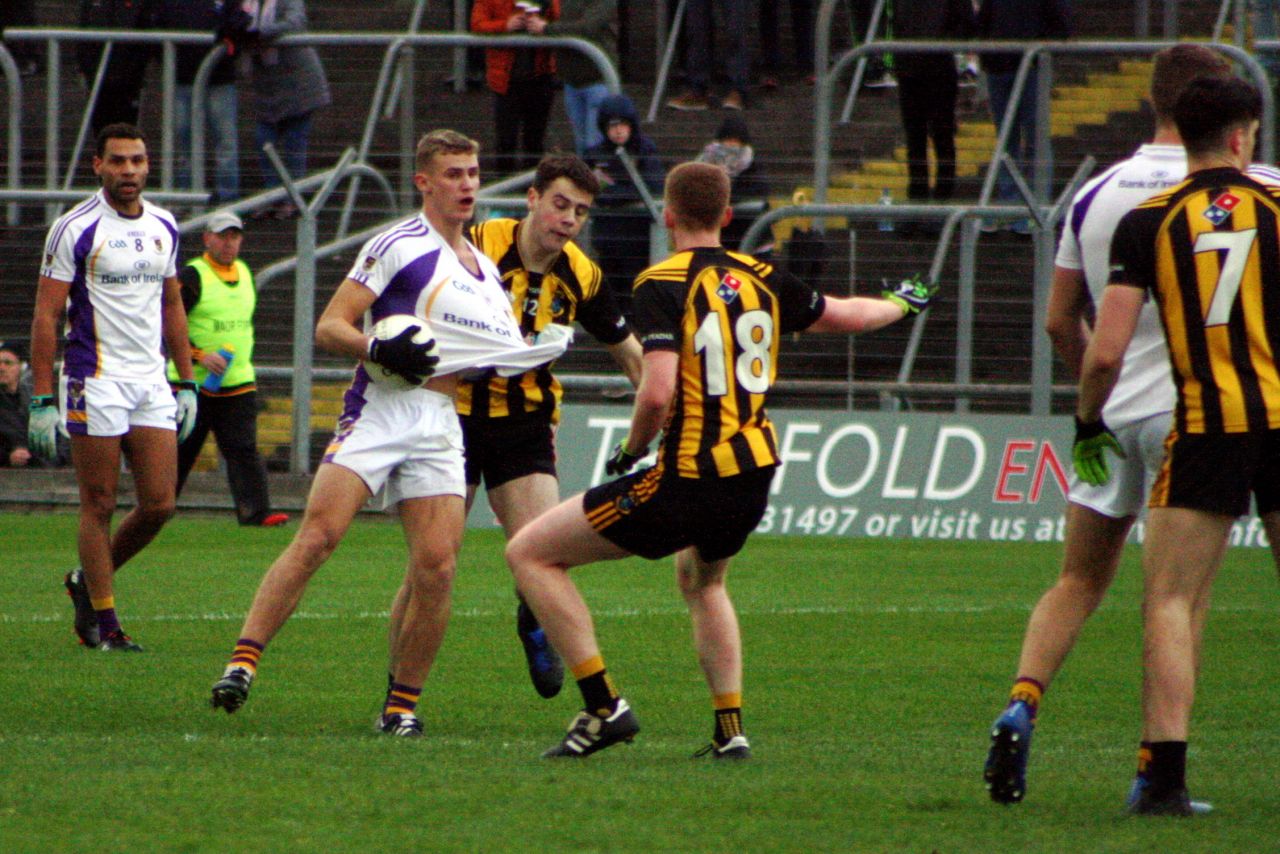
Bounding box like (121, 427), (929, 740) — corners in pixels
(460, 218), (630, 422)
(633, 246), (826, 478)
(1109, 166), (1280, 434)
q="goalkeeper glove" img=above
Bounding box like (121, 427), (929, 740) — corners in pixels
(367, 326), (440, 385)
(882, 274), (939, 315)
(27, 395), (59, 460)
(605, 441), (647, 476)
(1072, 416), (1125, 486)
(175, 380), (199, 444)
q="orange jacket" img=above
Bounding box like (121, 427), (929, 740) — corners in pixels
(471, 0), (561, 94)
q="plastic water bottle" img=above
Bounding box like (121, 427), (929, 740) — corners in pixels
(203, 345), (235, 392)
(878, 188), (895, 232)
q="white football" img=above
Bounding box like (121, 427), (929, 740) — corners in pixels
(367, 313), (434, 390)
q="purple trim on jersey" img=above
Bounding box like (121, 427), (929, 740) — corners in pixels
(1070, 163), (1126, 245)
(45, 195), (100, 263)
(157, 214), (179, 271)
(370, 249), (441, 321)
(63, 222), (102, 379)
(324, 368), (372, 464)
(370, 217), (429, 257)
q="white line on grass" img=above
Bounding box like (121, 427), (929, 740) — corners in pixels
(3, 602), (1276, 625)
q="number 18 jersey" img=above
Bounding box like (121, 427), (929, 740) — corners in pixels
(632, 247), (825, 479)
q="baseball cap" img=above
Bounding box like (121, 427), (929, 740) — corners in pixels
(206, 211), (244, 233)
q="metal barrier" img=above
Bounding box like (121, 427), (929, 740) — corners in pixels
(3, 28), (621, 225)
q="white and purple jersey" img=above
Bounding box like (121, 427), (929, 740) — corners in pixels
(40, 190), (179, 383)
(1056, 144), (1184, 429)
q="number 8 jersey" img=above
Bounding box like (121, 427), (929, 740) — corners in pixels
(632, 247), (825, 478)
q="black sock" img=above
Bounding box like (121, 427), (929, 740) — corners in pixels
(1147, 741), (1188, 796)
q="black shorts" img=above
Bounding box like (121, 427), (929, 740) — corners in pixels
(459, 412), (557, 489)
(583, 465), (776, 562)
(1149, 428), (1280, 517)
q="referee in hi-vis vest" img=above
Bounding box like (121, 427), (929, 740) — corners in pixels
(169, 211), (288, 527)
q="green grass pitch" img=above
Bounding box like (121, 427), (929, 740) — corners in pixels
(1, 512), (1277, 852)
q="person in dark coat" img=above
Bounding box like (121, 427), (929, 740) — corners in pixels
(583, 93), (664, 318)
(894, 0), (976, 219)
(978, 0), (1072, 230)
(697, 115), (772, 257)
(77, 0), (154, 134)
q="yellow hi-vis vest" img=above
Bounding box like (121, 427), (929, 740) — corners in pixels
(167, 256), (256, 388)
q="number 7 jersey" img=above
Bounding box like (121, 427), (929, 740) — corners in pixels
(632, 247), (826, 478)
(1109, 166), (1280, 434)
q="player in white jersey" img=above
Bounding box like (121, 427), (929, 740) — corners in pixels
(28, 123), (198, 653)
(209, 130), (569, 736)
(984, 45), (1233, 807)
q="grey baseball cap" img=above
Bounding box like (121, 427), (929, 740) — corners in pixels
(206, 211), (244, 233)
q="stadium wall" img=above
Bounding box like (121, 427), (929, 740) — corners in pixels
(467, 404), (1271, 549)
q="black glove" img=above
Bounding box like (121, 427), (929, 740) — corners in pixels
(367, 326), (440, 385)
(605, 441), (647, 476)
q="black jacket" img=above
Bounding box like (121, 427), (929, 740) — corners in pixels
(978, 0), (1072, 75)
(77, 0), (154, 85)
(894, 0), (976, 78)
(147, 0), (246, 86)
(584, 94), (664, 209)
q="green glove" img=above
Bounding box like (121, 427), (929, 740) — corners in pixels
(882, 274), (940, 315)
(27, 395), (59, 460)
(1072, 417), (1125, 486)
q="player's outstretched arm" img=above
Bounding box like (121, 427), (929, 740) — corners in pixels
(622, 350), (677, 454)
(806, 275), (939, 335)
(606, 335), (644, 389)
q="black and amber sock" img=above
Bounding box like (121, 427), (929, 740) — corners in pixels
(570, 655), (619, 716)
(382, 682), (422, 720)
(91, 595), (121, 637)
(1146, 741), (1188, 797)
(1135, 741), (1153, 783)
(1008, 676), (1045, 718)
(228, 637), (265, 675)
(713, 692), (744, 745)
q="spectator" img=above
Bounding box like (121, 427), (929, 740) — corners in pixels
(584, 93), (663, 317)
(697, 115), (773, 256)
(666, 0), (750, 111)
(168, 211), (288, 527)
(472, 0), (562, 175)
(77, 0), (153, 134)
(851, 0), (894, 89)
(149, 0), (249, 205)
(1254, 0), (1280, 79)
(544, 0), (617, 156)
(978, 0), (1072, 233)
(0, 341), (68, 468)
(758, 0), (814, 88)
(241, 0), (331, 218)
(894, 0), (976, 231)
(0, 0), (40, 77)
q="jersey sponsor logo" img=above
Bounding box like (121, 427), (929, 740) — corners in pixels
(441, 311), (515, 338)
(716, 272), (744, 304)
(1203, 192), (1241, 226)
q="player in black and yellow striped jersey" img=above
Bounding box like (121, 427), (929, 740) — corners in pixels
(461, 154), (642, 700)
(506, 161), (938, 759)
(1078, 76), (1280, 816)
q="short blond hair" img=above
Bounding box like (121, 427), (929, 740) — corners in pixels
(415, 129), (480, 172)
(664, 161), (730, 231)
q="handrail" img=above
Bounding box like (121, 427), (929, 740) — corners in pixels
(5, 28), (621, 224)
(0, 44), (21, 225)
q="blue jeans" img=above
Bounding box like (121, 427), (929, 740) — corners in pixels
(175, 83), (240, 204)
(986, 70), (1039, 203)
(256, 111), (314, 189)
(563, 82), (609, 155)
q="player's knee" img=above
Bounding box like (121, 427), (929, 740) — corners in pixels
(406, 554), (456, 595)
(79, 487), (118, 522)
(292, 522), (344, 564)
(136, 499), (176, 530)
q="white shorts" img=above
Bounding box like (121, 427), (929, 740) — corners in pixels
(62, 375), (177, 438)
(323, 386), (465, 506)
(1067, 411), (1171, 519)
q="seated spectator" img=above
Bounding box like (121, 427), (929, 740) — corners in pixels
(697, 115), (773, 257)
(0, 340), (65, 468)
(584, 93), (664, 317)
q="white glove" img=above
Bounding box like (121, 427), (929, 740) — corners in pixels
(175, 381), (199, 443)
(27, 395), (59, 459)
